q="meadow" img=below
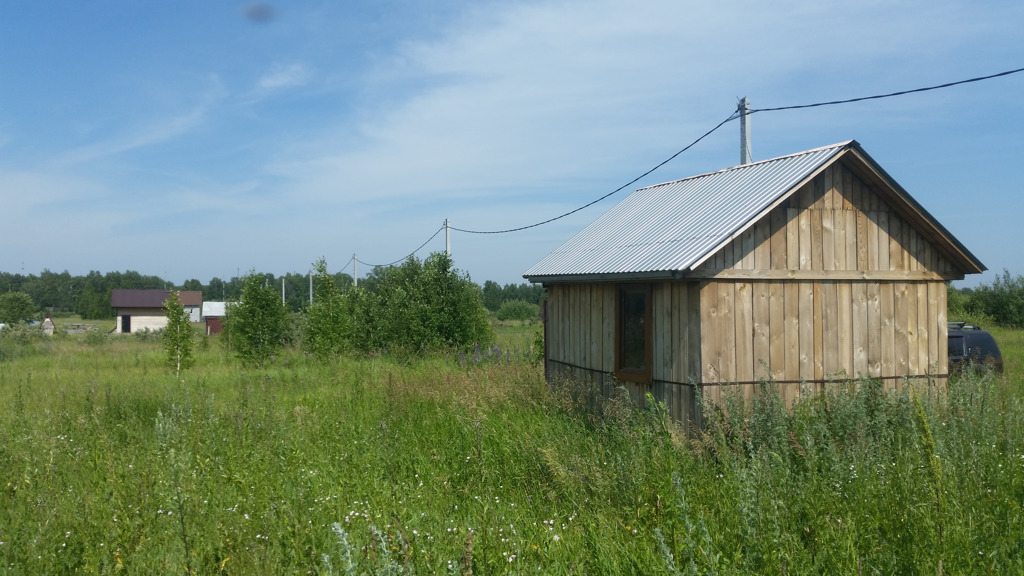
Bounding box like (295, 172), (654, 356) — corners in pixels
(0, 328), (1022, 574)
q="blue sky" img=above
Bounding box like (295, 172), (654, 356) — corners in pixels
(2, 1), (1022, 287)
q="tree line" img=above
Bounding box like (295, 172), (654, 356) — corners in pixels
(0, 269), (542, 321)
(0, 269), (351, 319)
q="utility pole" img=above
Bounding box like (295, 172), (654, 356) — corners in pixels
(309, 270), (313, 304)
(282, 277), (286, 305)
(445, 218), (451, 258)
(739, 97), (751, 165)
(353, 254), (358, 288)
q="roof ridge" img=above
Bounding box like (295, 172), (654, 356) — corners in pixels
(636, 140), (855, 191)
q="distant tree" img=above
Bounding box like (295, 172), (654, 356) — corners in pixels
(333, 272), (354, 291)
(207, 277), (226, 301)
(0, 292), (36, 325)
(229, 272), (289, 367)
(482, 280), (502, 312)
(163, 291), (196, 377)
(283, 272), (310, 312)
(182, 278), (203, 292)
(304, 258), (350, 359)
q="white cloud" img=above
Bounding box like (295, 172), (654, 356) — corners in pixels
(270, 0), (999, 208)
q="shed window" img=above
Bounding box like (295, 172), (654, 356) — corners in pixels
(615, 285), (651, 383)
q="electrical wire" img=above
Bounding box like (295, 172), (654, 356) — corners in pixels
(451, 65), (1024, 235)
(450, 111), (739, 234)
(336, 255), (354, 274)
(748, 66), (1024, 114)
(356, 65), (1024, 256)
(354, 224), (446, 269)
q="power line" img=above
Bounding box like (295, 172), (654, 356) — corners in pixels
(451, 65), (1024, 236)
(354, 224), (446, 269)
(749, 66), (1024, 114)
(451, 111), (740, 234)
(336, 255), (354, 274)
(357, 64), (1024, 261)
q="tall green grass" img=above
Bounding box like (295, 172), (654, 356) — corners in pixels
(1, 333), (1022, 574)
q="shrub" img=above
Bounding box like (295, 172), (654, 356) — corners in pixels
(84, 328), (108, 346)
(133, 327), (163, 342)
(348, 252), (492, 353)
(495, 299), (538, 322)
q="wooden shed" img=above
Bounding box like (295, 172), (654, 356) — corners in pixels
(523, 141), (985, 422)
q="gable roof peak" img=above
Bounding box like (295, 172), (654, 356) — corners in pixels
(524, 139), (982, 282)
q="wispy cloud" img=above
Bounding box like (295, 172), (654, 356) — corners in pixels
(53, 107), (209, 167)
(258, 62), (311, 90)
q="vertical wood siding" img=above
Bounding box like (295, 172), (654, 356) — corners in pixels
(544, 160), (957, 421)
(692, 161), (951, 404)
(545, 282), (702, 423)
(694, 162), (956, 275)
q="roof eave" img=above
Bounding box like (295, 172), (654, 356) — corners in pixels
(524, 269), (689, 284)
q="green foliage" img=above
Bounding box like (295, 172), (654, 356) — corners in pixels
(531, 327), (545, 365)
(304, 258), (351, 359)
(228, 273), (289, 367)
(950, 270), (1024, 327)
(481, 280), (503, 312)
(495, 298), (538, 322)
(0, 291), (37, 325)
(163, 291), (196, 377)
(0, 321), (45, 361)
(481, 279), (545, 312)
(349, 252), (492, 354)
(971, 270), (1024, 327)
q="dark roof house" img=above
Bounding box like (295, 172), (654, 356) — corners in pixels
(111, 289), (203, 333)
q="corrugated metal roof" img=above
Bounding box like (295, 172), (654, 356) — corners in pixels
(524, 142), (850, 281)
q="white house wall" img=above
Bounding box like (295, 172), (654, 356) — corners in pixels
(115, 308), (170, 333)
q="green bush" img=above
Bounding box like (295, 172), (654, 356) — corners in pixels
(495, 299), (538, 322)
(349, 252), (492, 354)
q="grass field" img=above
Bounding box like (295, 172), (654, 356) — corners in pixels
(0, 327), (1022, 574)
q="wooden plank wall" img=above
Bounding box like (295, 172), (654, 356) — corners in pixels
(698, 279), (947, 407)
(694, 161), (951, 404)
(544, 281), (702, 423)
(694, 162), (956, 276)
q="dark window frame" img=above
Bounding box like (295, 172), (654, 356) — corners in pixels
(614, 284), (652, 384)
